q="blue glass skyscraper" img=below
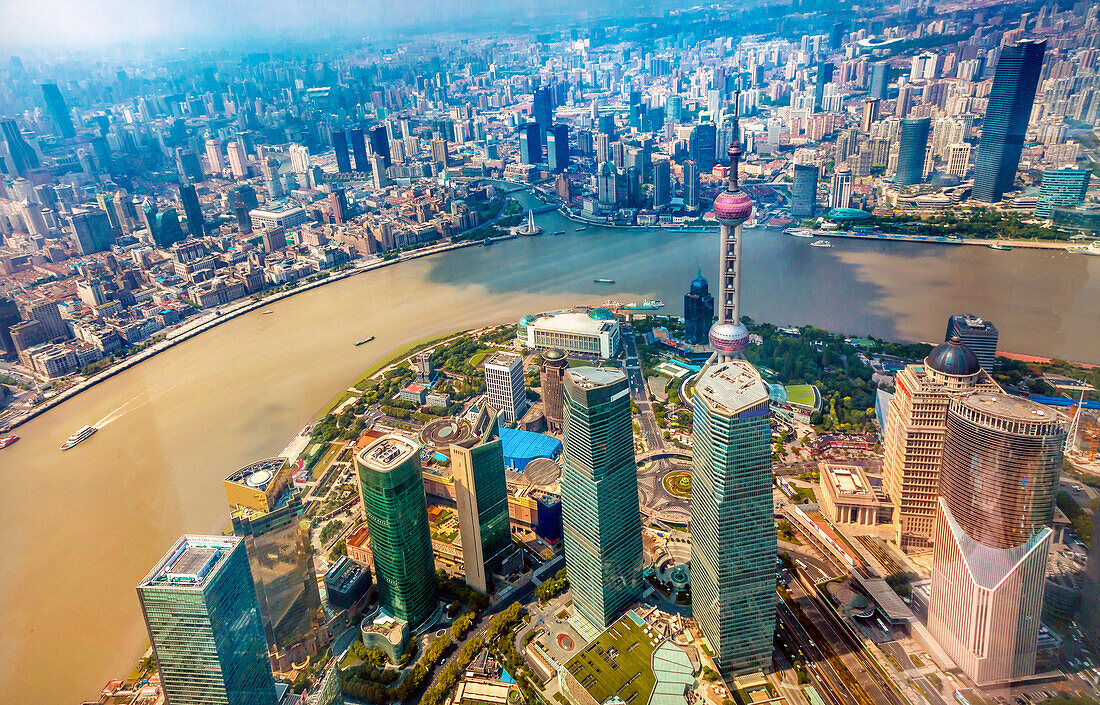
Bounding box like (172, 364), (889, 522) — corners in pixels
(972, 40), (1046, 203)
(138, 535), (277, 705)
(690, 360), (775, 676)
(561, 367), (643, 629)
(896, 117), (931, 186)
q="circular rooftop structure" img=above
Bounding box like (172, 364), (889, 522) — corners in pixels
(713, 188), (753, 224)
(588, 307), (616, 321)
(925, 337), (981, 377)
(543, 348), (566, 362)
(246, 470), (273, 487)
(420, 417), (473, 447)
(522, 457), (562, 486)
(519, 314), (536, 330)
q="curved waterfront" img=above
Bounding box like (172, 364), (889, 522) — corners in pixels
(3, 197), (1100, 704)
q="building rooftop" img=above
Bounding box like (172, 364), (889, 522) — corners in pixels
(696, 360), (770, 416)
(530, 311), (617, 336)
(567, 366), (625, 389)
(955, 392), (1059, 426)
(140, 535), (240, 590)
(357, 435), (418, 471)
(224, 457), (286, 492)
(484, 351), (523, 369)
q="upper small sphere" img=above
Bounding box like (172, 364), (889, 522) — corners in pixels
(588, 307), (616, 320)
(925, 336), (981, 376)
(709, 321), (750, 353)
(713, 189), (753, 224)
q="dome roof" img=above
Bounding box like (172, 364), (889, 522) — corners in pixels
(543, 348), (566, 361)
(519, 314), (536, 327)
(588, 307), (616, 320)
(713, 188), (753, 224)
(925, 337), (981, 376)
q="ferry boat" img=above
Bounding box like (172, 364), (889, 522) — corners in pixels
(594, 278), (615, 284)
(575, 227), (587, 232)
(784, 228), (815, 238)
(0, 435), (18, 450)
(809, 240), (833, 248)
(355, 336), (375, 346)
(60, 425), (97, 451)
(262, 310), (273, 315)
(1067, 242), (1100, 256)
(604, 300), (624, 308)
(988, 243), (1012, 251)
(550, 230), (565, 236)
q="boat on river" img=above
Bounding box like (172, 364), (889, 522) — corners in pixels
(0, 435), (18, 450)
(810, 240), (832, 248)
(594, 278), (615, 284)
(355, 336), (375, 346)
(60, 425), (97, 451)
(988, 243), (1012, 251)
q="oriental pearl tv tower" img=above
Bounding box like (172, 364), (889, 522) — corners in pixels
(708, 88), (753, 361)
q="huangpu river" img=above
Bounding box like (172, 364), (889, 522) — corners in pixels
(3, 190), (1099, 703)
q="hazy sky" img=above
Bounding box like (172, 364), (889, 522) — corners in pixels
(0, 0), (618, 51)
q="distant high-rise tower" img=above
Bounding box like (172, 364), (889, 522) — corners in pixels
(138, 535), (277, 705)
(928, 393), (1064, 684)
(829, 165), (853, 209)
(532, 87), (553, 145)
(368, 125), (391, 167)
(0, 297), (20, 358)
(332, 131), (352, 174)
(944, 314), (999, 370)
(869, 62), (892, 101)
(547, 124), (570, 173)
(540, 349), (569, 433)
(895, 117), (931, 186)
(972, 40), (1046, 203)
(178, 183), (204, 238)
(204, 138), (224, 176)
(708, 87), (754, 360)
(355, 435), (438, 627)
(225, 458), (322, 668)
(349, 128), (369, 173)
(882, 339), (999, 549)
(691, 359), (774, 676)
(561, 367), (643, 629)
(862, 98), (880, 132)
(790, 163), (818, 217)
(1, 118), (40, 175)
(450, 404), (519, 593)
(519, 122), (541, 165)
(41, 83), (75, 138)
(483, 351), (528, 424)
(683, 268), (714, 346)
(814, 63), (835, 112)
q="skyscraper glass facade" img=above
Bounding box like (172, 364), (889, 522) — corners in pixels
(561, 367), (643, 629)
(690, 360), (775, 676)
(895, 117), (930, 186)
(451, 406), (516, 592)
(972, 40), (1046, 203)
(355, 435), (438, 627)
(138, 535), (277, 705)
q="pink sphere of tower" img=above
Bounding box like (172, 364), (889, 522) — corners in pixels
(708, 321), (750, 353)
(712, 188), (753, 225)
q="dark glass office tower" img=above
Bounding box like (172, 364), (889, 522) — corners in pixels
(561, 367), (643, 629)
(683, 269), (714, 345)
(519, 122), (541, 165)
(138, 535), (277, 705)
(450, 405), (517, 593)
(869, 62), (891, 101)
(532, 87), (553, 144)
(0, 297), (21, 358)
(369, 125), (391, 167)
(814, 62), (834, 112)
(547, 124), (570, 173)
(332, 130), (352, 174)
(691, 122), (718, 171)
(1, 118), (40, 175)
(895, 117), (931, 186)
(41, 83), (75, 138)
(349, 128), (369, 172)
(179, 183), (204, 237)
(972, 40), (1046, 203)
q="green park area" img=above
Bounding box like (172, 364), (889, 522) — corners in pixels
(563, 613), (657, 705)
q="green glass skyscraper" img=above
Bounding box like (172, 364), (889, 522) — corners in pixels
(355, 434), (438, 627)
(451, 404), (518, 593)
(690, 359), (775, 676)
(561, 367), (643, 629)
(972, 40), (1046, 203)
(138, 535), (277, 705)
(1034, 168), (1090, 218)
(895, 117), (931, 186)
